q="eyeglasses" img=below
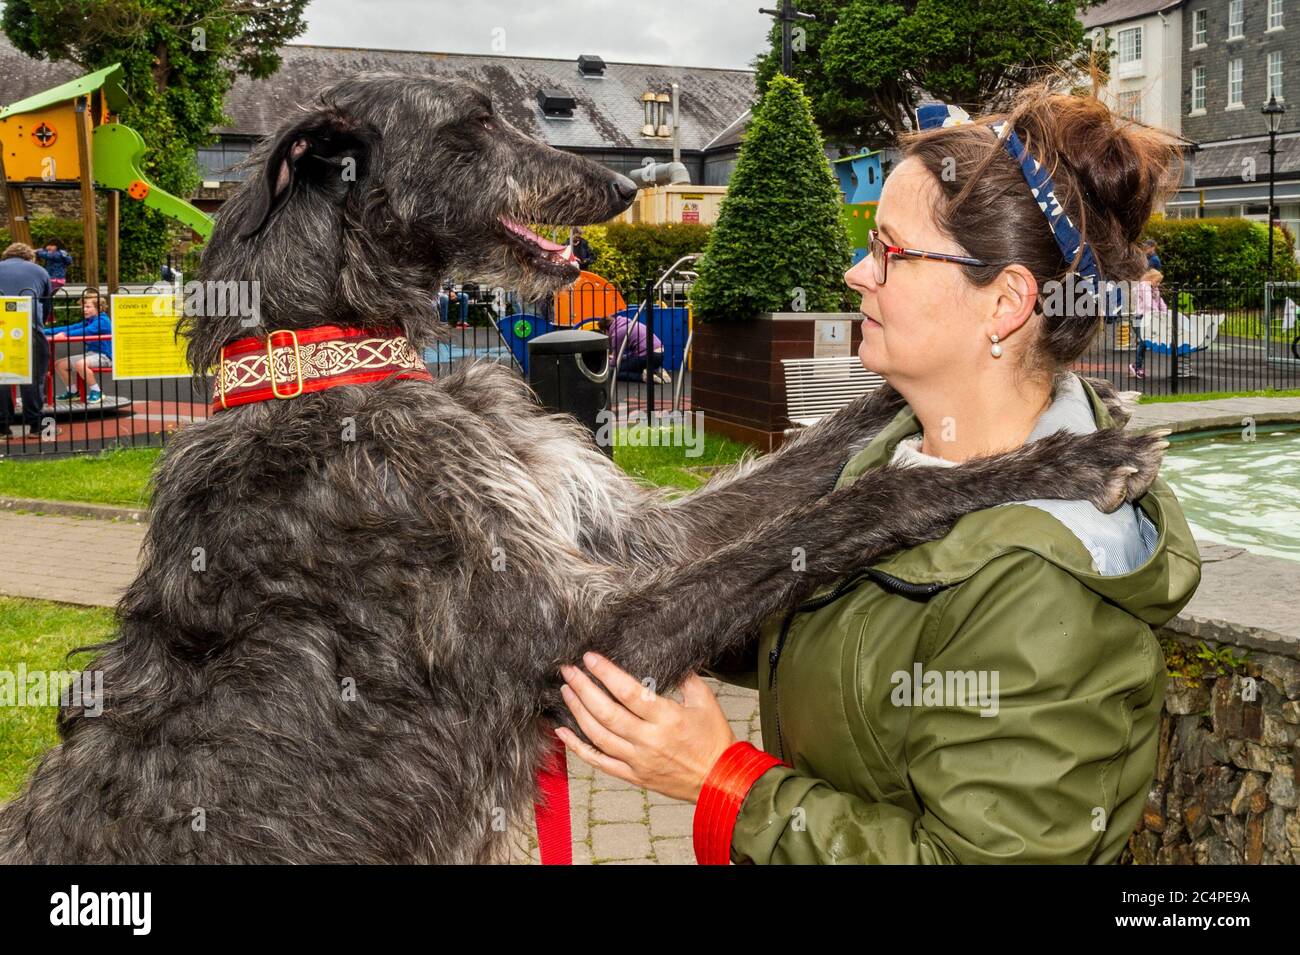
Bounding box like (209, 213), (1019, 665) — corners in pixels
(867, 229), (996, 286)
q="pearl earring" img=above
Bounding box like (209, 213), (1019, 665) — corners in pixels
(990, 333), (1003, 358)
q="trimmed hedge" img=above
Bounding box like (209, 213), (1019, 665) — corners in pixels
(1145, 214), (1299, 306)
(689, 74), (853, 322)
(602, 222), (712, 295)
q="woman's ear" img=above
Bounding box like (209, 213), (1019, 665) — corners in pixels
(239, 109), (377, 240)
(989, 264), (1041, 341)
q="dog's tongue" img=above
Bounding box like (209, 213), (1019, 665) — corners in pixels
(501, 217), (567, 253)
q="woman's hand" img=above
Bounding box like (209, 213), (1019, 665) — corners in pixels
(556, 652), (737, 803)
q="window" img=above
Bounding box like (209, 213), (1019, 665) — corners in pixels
(1118, 26), (1143, 63)
(1268, 0), (1284, 30)
(1193, 9), (1207, 46)
(1118, 90), (1144, 122)
(1228, 58), (1244, 106)
(1229, 0), (1244, 38)
(196, 138), (253, 181)
(1192, 66), (1206, 111)
(1269, 50), (1284, 100)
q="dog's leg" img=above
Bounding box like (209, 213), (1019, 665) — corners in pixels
(635, 385), (909, 554)
(546, 425), (1168, 716)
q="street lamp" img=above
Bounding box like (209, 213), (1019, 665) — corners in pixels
(1262, 95), (1287, 280)
(759, 1), (816, 76)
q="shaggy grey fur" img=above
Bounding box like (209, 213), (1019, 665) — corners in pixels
(0, 74), (1165, 863)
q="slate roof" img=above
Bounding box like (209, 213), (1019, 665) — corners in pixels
(0, 38), (757, 152)
(1080, 0), (1184, 29)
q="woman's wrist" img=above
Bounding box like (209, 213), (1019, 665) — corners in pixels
(692, 741), (783, 865)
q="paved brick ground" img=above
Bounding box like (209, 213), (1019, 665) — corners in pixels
(0, 511), (140, 608)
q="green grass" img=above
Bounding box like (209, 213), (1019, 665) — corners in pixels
(1220, 314), (1296, 342)
(0, 597), (115, 802)
(613, 425), (751, 491)
(0, 448), (159, 507)
(1138, 388), (1300, 404)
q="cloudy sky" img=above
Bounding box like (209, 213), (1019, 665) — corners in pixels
(299, 0), (772, 69)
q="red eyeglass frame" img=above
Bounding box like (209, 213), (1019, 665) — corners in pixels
(868, 228), (997, 284)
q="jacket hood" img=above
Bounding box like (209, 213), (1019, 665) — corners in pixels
(831, 375), (1202, 628)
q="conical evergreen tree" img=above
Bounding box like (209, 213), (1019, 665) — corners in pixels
(690, 73), (852, 322)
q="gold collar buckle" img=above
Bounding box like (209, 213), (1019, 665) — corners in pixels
(266, 329), (304, 399)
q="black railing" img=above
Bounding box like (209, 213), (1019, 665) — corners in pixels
(1072, 283), (1300, 397)
(1, 285), (211, 460)
(6, 280), (1293, 461)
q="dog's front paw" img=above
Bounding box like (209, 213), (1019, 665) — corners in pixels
(1082, 429), (1171, 512)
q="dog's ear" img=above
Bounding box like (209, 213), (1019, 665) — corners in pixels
(239, 109), (377, 240)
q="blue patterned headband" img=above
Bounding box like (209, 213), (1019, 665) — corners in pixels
(915, 102), (1119, 317)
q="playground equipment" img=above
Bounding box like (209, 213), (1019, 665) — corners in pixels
(831, 150), (883, 266)
(495, 255), (699, 412)
(611, 252), (702, 413)
(1137, 309), (1226, 376)
(1263, 282), (1300, 363)
(0, 63), (214, 292)
(552, 269), (626, 327)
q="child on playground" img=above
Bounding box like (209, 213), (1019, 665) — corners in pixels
(1129, 267), (1167, 380)
(35, 239), (73, 290)
(51, 291), (112, 403)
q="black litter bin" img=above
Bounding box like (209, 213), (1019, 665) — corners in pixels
(527, 329), (612, 456)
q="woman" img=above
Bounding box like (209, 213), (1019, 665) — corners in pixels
(556, 79), (1202, 864)
(52, 291), (112, 403)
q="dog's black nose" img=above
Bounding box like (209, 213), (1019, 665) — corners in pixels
(611, 175), (638, 203)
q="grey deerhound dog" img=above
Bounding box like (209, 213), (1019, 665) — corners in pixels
(0, 75), (1165, 863)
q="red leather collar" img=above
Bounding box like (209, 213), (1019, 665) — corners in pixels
(212, 324), (432, 412)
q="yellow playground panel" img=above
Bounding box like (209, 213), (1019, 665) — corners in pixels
(0, 63), (213, 292)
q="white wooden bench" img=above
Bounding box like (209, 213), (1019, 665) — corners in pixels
(781, 356), (885, 430)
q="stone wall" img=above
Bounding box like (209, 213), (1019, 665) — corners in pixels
(1124, 631), (1300, 865)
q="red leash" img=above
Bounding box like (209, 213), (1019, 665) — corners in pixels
(534, 732), (572, 864)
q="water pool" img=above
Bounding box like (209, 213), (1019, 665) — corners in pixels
(1159, 424), (1300, 562)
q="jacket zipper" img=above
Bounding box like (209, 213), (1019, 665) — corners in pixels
(767, 569), (948, 761)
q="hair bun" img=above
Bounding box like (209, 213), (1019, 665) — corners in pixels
(1001, 75), (1185, 282)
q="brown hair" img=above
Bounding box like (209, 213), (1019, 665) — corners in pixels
(899, 59), (1184, 374)
(2, 242), (35, 261)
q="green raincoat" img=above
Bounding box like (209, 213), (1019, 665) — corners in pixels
(708, 376), (1202, 864)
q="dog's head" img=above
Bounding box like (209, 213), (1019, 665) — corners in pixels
(192, 74), (636, 369)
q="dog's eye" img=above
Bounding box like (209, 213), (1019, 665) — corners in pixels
(478, 115), (494, 131)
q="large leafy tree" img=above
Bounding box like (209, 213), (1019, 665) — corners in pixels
(3, 0), (308, 279)
(690, 74), (852, 322)
(752, 0), (1109, 151)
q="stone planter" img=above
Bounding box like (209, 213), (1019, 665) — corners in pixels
(691, 312), (864, 452)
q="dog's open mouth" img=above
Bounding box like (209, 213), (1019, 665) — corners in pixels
(499, 217), (580, 277)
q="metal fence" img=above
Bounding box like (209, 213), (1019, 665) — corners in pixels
(1, 284), (211, 460)
(421, 276), (695, 428)
(4, 280), (1296, 460)
(1071, 282), (1300, 396)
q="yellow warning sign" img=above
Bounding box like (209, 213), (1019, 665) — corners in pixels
(0, 296), (34, 384)
(110, 294), (193, 380)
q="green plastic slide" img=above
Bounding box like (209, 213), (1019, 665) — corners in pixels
(92, 122), (214, 239)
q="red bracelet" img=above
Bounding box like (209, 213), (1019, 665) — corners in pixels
(693, 741), (783, 865)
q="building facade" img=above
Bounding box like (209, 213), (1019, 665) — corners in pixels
(1085, 0), (1299, 257)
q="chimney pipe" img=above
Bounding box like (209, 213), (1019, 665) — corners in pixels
(671, 82), (681, 162)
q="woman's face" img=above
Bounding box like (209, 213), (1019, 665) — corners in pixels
(844, 157), (992, 387)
